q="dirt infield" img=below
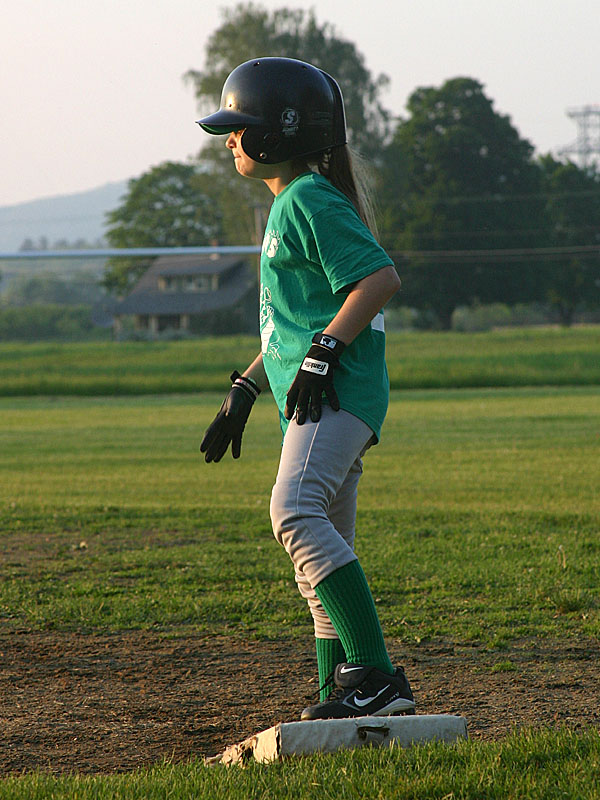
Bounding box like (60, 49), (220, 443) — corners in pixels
(1, 631), (598, 775)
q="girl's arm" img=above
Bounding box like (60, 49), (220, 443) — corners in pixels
(283, 265), (400, 424)
(323, 265), (401, 345)
(242, 352), (270, 392)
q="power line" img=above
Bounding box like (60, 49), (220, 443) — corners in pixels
(393, 244), (600, 263)
(397, 226), (600, 241)
(416, 186), (600, 207)
(1, 186), (600, 230)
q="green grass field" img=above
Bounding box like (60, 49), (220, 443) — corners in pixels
(1, 325), (599, 395)
(0, 728), (599, 800)
(1, 388), (598, 643)
(1, 329), (599, 797)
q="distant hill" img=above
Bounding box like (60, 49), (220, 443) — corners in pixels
(0, 181), (128, 253)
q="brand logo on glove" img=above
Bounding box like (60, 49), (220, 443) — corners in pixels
(318, 335), (337, 350)
(301, 357), (329, 375)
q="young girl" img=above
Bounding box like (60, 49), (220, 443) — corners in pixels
(198, 57), (415, 720)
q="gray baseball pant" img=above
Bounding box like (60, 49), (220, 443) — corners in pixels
(270, 406), (375, 639)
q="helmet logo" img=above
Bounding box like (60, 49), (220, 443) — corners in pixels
(281, 108), (299, 136)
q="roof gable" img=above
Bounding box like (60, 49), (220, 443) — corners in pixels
(116, 254), (253, 315)
(131, 254), (246, 294)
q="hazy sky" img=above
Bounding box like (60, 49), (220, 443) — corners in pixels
(2, 0), (599, 207)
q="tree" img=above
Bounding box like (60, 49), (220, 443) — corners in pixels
(19, 236), (49, 252)
(19, 236), (105, 251)
(185, 3), (391, 157)
(103, 162), (222, 294)
(185, 4), (392, 261)
(99, 6), (391, 296)
(0, 305), (97, 341)
(538, 156), (600, 325)
(193, 139), (272, 247)
(3, 271), (104, 307)
(379, 78), (546, 328)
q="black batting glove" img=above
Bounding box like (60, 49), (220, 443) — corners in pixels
(200, 371), (261, 463)
(284, 332), (346, 425)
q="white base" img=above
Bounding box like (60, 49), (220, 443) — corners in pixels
(211, 714), (468, 765)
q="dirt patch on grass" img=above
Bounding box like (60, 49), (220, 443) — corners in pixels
(0, 630), (598, 774)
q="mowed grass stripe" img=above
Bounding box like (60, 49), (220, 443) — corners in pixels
(1, 387), (597, 513)
(0, 326), (599, 395)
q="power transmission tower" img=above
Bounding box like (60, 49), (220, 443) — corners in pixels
(559, 105), (600, 168)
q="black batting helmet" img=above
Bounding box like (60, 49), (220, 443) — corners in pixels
(196, 57), (347, 164)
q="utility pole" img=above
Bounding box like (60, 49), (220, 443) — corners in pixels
(252, 203), (266, 283)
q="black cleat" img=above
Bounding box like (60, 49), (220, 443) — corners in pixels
(301, 663), (416, 721)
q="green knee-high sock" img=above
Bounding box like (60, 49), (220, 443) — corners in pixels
(316, 638), (346, 701)
(314, 560), (394, 675)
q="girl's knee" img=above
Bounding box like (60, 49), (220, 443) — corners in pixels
(270, 479), (322, 547)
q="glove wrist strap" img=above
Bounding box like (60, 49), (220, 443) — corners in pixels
(230, 370), (261, 402)
(311, 332), (346, 359)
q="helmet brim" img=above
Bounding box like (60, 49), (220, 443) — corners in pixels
(196, 109), (263, 135)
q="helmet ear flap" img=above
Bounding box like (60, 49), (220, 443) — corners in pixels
(241, 127), (284, 163)
(261, 131), (282, 158)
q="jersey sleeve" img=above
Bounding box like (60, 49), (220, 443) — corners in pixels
(308, 201), (393, 294)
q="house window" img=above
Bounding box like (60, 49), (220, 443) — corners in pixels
(185, 275), (212, 292)
(158, 274), (214, 292)
(158, 276), (176, 292)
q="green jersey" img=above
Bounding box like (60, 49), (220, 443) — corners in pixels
(259, 172), (393, 441)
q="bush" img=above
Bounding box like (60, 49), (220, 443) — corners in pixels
(0, 305), (106, 341)
(383, 307), (419, 331)
(452, 303), (513, 332)
(2, 270), (105, 306)
(452, 303), (556, 332)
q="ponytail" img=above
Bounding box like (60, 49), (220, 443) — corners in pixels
(315, 145), (378, 237)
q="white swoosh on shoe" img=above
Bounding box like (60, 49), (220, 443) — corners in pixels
(352, 686), (389, 708)
(339, 666), (364, 674)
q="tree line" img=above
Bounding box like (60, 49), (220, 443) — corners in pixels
(103, 3), (600, 329)
(0, 237), (108, 340)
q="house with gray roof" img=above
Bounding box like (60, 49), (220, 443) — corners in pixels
(113, 254), (255, 335)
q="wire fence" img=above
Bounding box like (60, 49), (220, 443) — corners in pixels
(1, 245), (599, 338)
(0, 246), (261, 261)
(1, 243), (599, 264)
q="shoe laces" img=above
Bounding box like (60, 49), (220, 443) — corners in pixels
(312, 669), (350, 702)
(311, 669), (335, 700)
(313, 670), (365, 703)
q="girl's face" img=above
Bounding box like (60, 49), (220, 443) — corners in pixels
(226, 130), (266, 180)
(226, 130), (305, 196)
